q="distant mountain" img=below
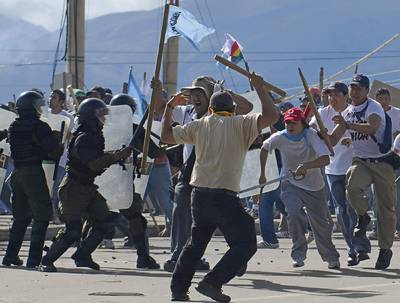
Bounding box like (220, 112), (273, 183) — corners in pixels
(1, 0), (400, 102)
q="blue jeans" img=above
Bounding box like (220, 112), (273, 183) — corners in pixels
(326, 174), (371, 254)
(144, 162), (173, 222)
(52, 166), (66, 210)
(259, 185), (286, 244)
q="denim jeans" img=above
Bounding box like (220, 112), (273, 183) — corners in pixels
(259, 184), (287, 243)
(171, 188), (257, 293)
(144, 163), (173, 222)
(326, 174), (371, 254)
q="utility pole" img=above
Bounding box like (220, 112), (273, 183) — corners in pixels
(162, 0), (179, 96)
(67, 0), (85, 89)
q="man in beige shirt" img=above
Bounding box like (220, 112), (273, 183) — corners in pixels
(161, 73), (279, 302)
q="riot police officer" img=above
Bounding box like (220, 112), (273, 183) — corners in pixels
(2, 91), (63, 268)
(41, 98), (132, 272)
(110, 94), (161, 269)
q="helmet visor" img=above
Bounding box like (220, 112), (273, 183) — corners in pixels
(95, 107), (109, 125)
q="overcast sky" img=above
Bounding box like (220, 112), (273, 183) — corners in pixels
(1, 0), (165, 31)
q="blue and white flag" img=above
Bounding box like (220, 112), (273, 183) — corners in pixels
(128, 68), (148, 118)
(165, 5), (215, 50)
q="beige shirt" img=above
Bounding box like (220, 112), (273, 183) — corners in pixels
(172, 113), (260, 192)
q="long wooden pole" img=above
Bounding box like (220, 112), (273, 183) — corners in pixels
(140, 4), (170, 173)
(214, 55), (286, 97)
(298, 68), (334, 156)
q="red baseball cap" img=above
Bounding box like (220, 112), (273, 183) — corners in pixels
(283, 107), (304, 122)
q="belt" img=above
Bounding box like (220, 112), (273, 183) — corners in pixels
(194, 187), (238, 197)
(358, 157), (386, 164)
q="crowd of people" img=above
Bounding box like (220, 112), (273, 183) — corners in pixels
(0, 72), (400, 302)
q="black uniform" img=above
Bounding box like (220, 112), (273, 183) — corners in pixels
(41, 98), (130, 272)
(2, 91), (63, 268)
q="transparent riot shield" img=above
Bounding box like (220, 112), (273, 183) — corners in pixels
(239, 91), (280, 198)
(0, 108), (17, 208)
(97, 105), (134, 210)
(40, 113), (71, 196)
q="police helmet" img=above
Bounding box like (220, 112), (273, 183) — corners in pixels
(77, 98), (109, 124)
(15, 91), (45, 114)
(110, 94), (137, 114)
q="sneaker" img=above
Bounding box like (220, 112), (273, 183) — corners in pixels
(257, 240), (279, 249)
(328, 260), (340, 269)
(375, 249), (393, 270)
(2, 255), (23, 266)
(137, 255), (160, 269)
(99, 239), (115, 249)
(195, 280), (231, 303)
(171, 292), (190, 301)
(368, 230), (378, 240)
(394, 230), (400, 241)
(354, 213), (371, 238)
(164, 259), (176, 273)
(357, 252), (370, 263)
(276, 231), (290, 239)
(292, 259), (305, 268)
(347, 253), (359, 266)
(196, 258), (210, 271)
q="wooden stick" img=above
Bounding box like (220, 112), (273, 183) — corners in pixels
(319, 67), (324, 95)
(214, 55), (287, 97)
(141, 4), (170, 174)
(298, 68), (334, 156)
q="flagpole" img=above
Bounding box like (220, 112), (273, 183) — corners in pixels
(140, 4), (170, 174)
(243, 57), (254, 91)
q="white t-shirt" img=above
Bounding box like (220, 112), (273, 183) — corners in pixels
(387, 106), (400, 135)
(172, 105), (197, 163)
(394, 133), (400, 152)
(262, 128), (330, 191)
(310, 106), (353, 175)
(343, 98), (387, 159)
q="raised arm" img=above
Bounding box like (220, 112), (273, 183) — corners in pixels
(250, 73), (279, 131)
(161, 93), (188, 144)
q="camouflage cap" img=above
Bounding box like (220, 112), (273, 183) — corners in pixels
(181, 76), (216, 99)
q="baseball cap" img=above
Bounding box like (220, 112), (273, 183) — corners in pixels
(73, 89), (86, 97)
(278, 101), (294, 113)
(283, 107), (304, 122)
(325, 81), (349, 95)
(210, 91), (236, 111)
(349, 74), (369, 88)
(181, 76), (216, 99)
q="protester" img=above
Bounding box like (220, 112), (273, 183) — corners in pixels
(162, 73), (278, 302)
(331, 74), (396, 269)
(260, 107), (340, 269)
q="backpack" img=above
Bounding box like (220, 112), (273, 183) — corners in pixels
(352, 101), (392, 154)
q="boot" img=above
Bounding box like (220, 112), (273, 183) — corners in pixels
(71, 228), (104, 270)
(26, 221), (48, 268)
(40, 236), (73, 272)
(3, 219), (30, 266)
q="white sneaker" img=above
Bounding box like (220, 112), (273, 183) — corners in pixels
(257, 240), (279, 249)
(328, 260), (340, 269)
(100, 239), (115, 249)
(292, 259), (305, 268)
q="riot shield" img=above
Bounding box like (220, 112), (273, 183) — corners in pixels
(239, 91), (280, 198)
(40, 113), (71, 196)
(97, 105), (134, 210)
(0, 108), (17, 209)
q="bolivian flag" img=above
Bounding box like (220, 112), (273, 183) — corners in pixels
(221, 33), (244, 64)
